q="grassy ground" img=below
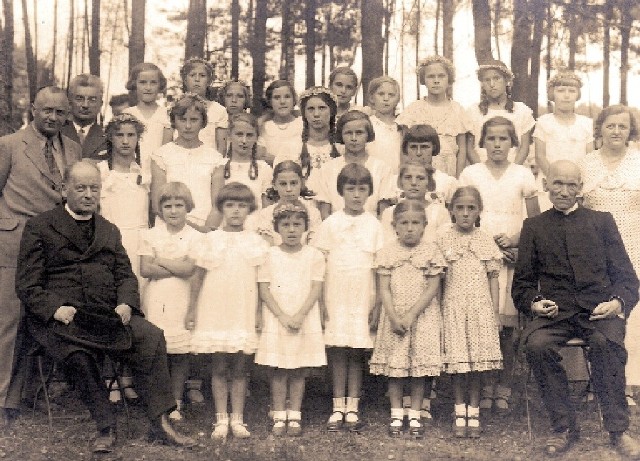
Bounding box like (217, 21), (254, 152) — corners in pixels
(0, 373), (638, 461)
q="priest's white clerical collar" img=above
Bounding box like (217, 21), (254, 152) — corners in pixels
(554, 203), (579, 215)
(65, 204), (93, 221)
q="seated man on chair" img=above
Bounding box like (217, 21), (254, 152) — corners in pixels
(512, 160), (640, 458)
(15, 161), (194, 453)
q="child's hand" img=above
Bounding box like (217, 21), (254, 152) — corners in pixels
(399, 314), (414, 333)
(368, 303), (381, 332)
(389, 313), (406, 336)
(494, 233), (513, 249)
(184, 312), (196, 330)
(319, 303), (329, 330)
(288, 312), (305, 332)
(255, 311), (263, 333)
(501, 247), (518, 264)
(495, 311), (503, 332)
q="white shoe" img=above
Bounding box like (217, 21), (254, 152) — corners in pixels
(231, 422), (251, 438)
(211, 420), (229, 440)
(169, 409), (183, 421)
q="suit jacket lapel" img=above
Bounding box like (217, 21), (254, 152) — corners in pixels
(50, 206), (90, 253)
(22, 126), (56, 183)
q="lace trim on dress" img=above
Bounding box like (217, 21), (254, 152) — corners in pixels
(437, 228), (504, 265)
(375, 240), (446, 276)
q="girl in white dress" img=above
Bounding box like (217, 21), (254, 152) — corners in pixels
(180, 58), (228, 153)
(98, 114), (149, 283)
(366, 76), (403, 174)
(151, 93), (225, 233)
(139, 182), (199, 421)
(329, 67), (364, 118)
(380, 162), (450, 244)
(218, 113), (273, 219)
(246, 160), (321, 245)
(466, 60), (535, 165)
(534, 70), (593, 211)
(272, 86), (342, 177)
(310, 110), (394, 219)
(257, 80), (303, 165)
(397, 55), (469, 177)
(188, 183), (269, 440)
(256, 202), (327, 436)
(123, 62), (173, 176)
(459, 116), (540, 413)
(314, 163), (385, 432)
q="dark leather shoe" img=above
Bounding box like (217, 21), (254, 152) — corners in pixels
(544, 427), (580, 457)
(149, 413), (195, 447)
(611, 432), (640, 459)
(93, 427), (116, 453)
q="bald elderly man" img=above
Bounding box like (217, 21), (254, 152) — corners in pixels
(0, 87), (81, 428)
(513, 160), (640, 458)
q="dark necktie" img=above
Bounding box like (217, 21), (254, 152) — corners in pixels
(44, 137), (62, 184)
(78, 127), (86, 145)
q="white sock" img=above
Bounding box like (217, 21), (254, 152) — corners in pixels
(467, 406), (480, 427)
(287, 410), (301, 421)
(332, 397), (346, 412)
(345, 396), (360, 413)
(215, 412), (228, 423)
(407, 409), (421, 421)
(390, 407), (404, 421)
(230, 413), (244, 424)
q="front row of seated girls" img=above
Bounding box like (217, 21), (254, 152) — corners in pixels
(140, 166), (504, 440)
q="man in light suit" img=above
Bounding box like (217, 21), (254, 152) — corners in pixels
(61, 74), (109, 161)
(0, 86), (82, 428)
(512, 160), (640, 458)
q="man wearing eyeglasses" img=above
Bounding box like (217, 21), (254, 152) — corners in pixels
(0, 86), (82, 429)
(61, 74), (109, 161)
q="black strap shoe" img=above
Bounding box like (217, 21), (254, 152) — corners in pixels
(93, 427), (116, 453)
(544, 427), (580, 457)
(149, 413), (196, 448)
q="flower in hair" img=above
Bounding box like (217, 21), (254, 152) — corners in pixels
(299, 86), (339, 106)
(105, 113), (146, 134)
(476, 60), (514, 81)
(416, 55), (456, 82)
(168, 92), (208, 114)
(548, 70), (582, 88)
(223, 78), (250, 89)
(273, 201), (308, 219)
(183, 57), (215, 74)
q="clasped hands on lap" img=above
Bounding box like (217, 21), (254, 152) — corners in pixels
(53, 304), (132, 325)
(531, 299), (622, 321)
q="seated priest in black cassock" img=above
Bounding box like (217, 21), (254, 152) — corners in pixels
(512, 160), (640, 459)
(15, 161), (194, 454)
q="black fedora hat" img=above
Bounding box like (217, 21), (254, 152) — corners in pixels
(53, 307), (132, 351)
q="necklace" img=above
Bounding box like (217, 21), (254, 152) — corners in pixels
(274, 120), (290, 131)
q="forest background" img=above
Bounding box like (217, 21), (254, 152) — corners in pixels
(1, 0), (640, 136)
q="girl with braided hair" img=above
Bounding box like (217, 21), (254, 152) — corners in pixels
(216, 113), (273, 217)
(273, 86), (342, 178)
(465, 60), (535, 166)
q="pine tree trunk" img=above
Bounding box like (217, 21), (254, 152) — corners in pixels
(231, 0), (239, 79)
(620, 0), (631, 105)
(493, 0), (501, 60)
(361, 0), (384, 106)
(472, 0), (493, 64)
(529, 0), (544, 118)
(129, 0), (145, 74)
(442, 0), (454, 61)
(279, 0), (295, 81)
(66, 0), (74, 89)
(21, 0), (37, 106)
(0, 0), (14, 135)
(567, 3), (577, 70)
(545, 1), (552, 112)
(305, 0), (316, 88)
(90, 0), (100, 76)
(510, 0), (532, 104)
(185, 0), (207, 60)
(52, 0), (58, 83)
(602, 1), (611, 108)
(251, 0), (267, 114)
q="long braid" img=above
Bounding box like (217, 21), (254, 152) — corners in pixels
(479, 89), (489, 116)
(505, 84), (514, 113)
(249, 144), (258, 180)
(300, 118), (312, 178)
(328, 117), (340, 158)
(223, 149), (232, 179)
(426, 165), (436, 192)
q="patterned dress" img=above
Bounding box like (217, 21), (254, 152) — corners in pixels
(580, 149), (640, 386)
(370, 240), (445, 378)
(437, 227), (504, 373)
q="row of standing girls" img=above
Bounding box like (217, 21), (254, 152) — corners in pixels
(95, 55), (595, 439)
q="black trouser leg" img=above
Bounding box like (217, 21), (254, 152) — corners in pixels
(584, 329), (629, 433)
(64, 351), (115, 432)
(525, 323), (576, 432)
(120, 316), (174, 421)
